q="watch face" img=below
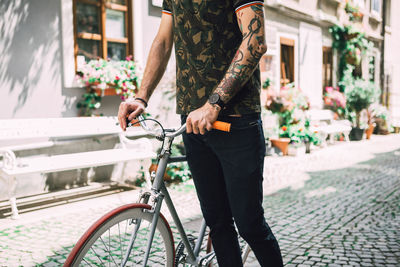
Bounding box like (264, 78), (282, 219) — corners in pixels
(209, 93), (220, 104)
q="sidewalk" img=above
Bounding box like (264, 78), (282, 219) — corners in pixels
(0, 134), (399, 266)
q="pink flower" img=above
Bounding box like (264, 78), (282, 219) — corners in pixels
(325, 86), (334, 93)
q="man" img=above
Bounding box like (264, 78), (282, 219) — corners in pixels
(118, 1), (283, 266)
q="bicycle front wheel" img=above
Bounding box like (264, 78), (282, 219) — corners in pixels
(65, 204), (175, 267)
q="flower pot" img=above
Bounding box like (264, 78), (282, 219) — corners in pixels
(374, 118), (390, 135)
(349, 127), (365, 141)
(270, 138), (290, 156)
(365, 124), (375, 140)
(149, 163), (171, 182)
(93, 88), (118, 96)
(305, 141), (311, 153)
(288, 145), (306, 157)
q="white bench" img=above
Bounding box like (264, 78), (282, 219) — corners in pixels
(306, 109), (352, 144)
(0, 116), (156, 219)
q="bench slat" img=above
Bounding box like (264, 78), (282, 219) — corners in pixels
(1, 148), (156, 176)
(0, 117), (144, 141)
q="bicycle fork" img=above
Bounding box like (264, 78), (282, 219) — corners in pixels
(119, 190), (165, 267)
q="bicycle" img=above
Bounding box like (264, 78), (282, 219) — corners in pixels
(64, 115), (251, 266)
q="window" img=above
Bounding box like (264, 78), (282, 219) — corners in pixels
(353, 0), (365, 8)
(322, 47), (333, 91)
(73, 0), (133, 68)
(280, 37), (295, 87)
(371, 0), (381, 14)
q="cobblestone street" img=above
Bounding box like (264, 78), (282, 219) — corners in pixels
(0, 135), (399, 266)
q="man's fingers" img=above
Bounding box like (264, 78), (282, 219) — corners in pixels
(192, 120), (199, 135)
(199, 120), (207, 135)
(118, 103), (127, 131)
(206, 122), (213, 132)
(186, 117), (193, 133)
(128, 106), (144, 122)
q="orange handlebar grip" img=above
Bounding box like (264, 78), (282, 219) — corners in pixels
(212, 121), (231, 132)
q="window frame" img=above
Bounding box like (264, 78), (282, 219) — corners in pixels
(280, 37), (295, 87)
(73, 0), (133, 70)
(370, 0), (382, 16)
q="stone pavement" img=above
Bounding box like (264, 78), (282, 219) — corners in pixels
(0, 134), (399, 266)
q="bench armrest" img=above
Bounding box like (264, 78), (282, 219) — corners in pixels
(0, 149), (17, 170)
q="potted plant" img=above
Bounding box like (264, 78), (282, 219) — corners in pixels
(265, 84), (310, 155)
(284, 124), (307, 156)
(272, 125), (291, 156)
(344, 79), (380, 140)
(344, 1), (364, 22)
(280, 123), (322, 156)
(369, 103), (391, 135)
(303, 120), (322, 153)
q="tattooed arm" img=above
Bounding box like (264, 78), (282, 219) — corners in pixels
(214, 4), (267, 103)
(186, 5), (267, 134)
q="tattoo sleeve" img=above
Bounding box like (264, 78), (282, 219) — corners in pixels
(213, 5), (267, 104)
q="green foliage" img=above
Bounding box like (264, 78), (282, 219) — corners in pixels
(166, 162), (191, 183)
(345, 79), (380, 113)
(166, 142), (191, 184)
(262, 78), (272, 89)
(330, 25), (373, 91)
(265, 83), (309, 127)
(151, 142), (192, 185)
(279, 123), (322, 145)
(344, 2), (363, 21)
(345, 79), (381, 127)
(76, 92), (103, 117)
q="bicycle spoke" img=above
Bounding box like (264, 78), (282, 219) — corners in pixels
(108, 230), (111, 267)
(99, 236), (118, 266)
(90, 246), (105, 266)
(82, 258), (95, 267)
(123, 219), (128, 260)
(118, 222), (123, 265)
(68, 207), (173, 267)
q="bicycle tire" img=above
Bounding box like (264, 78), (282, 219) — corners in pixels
(64, 203), (175, 267)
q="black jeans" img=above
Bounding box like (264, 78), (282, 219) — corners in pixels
(181, 114), (283, 267)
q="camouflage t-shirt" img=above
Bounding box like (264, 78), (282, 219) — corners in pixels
(162, 0), (264, 115)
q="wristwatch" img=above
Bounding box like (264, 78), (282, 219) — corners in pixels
(208, 93), (225, 109)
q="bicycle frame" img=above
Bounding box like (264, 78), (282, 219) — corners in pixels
(121, 116), (250, 267)
(130, 122), (210, 266)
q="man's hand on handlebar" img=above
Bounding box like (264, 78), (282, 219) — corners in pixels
(118, 99), (146, 131)
(187, 102), (220, 135)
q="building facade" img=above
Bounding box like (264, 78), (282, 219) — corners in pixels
(261, 0), (386, 108)
(0, 0), (398, 121)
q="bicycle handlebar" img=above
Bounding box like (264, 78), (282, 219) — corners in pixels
(128, 115), (231, 139)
